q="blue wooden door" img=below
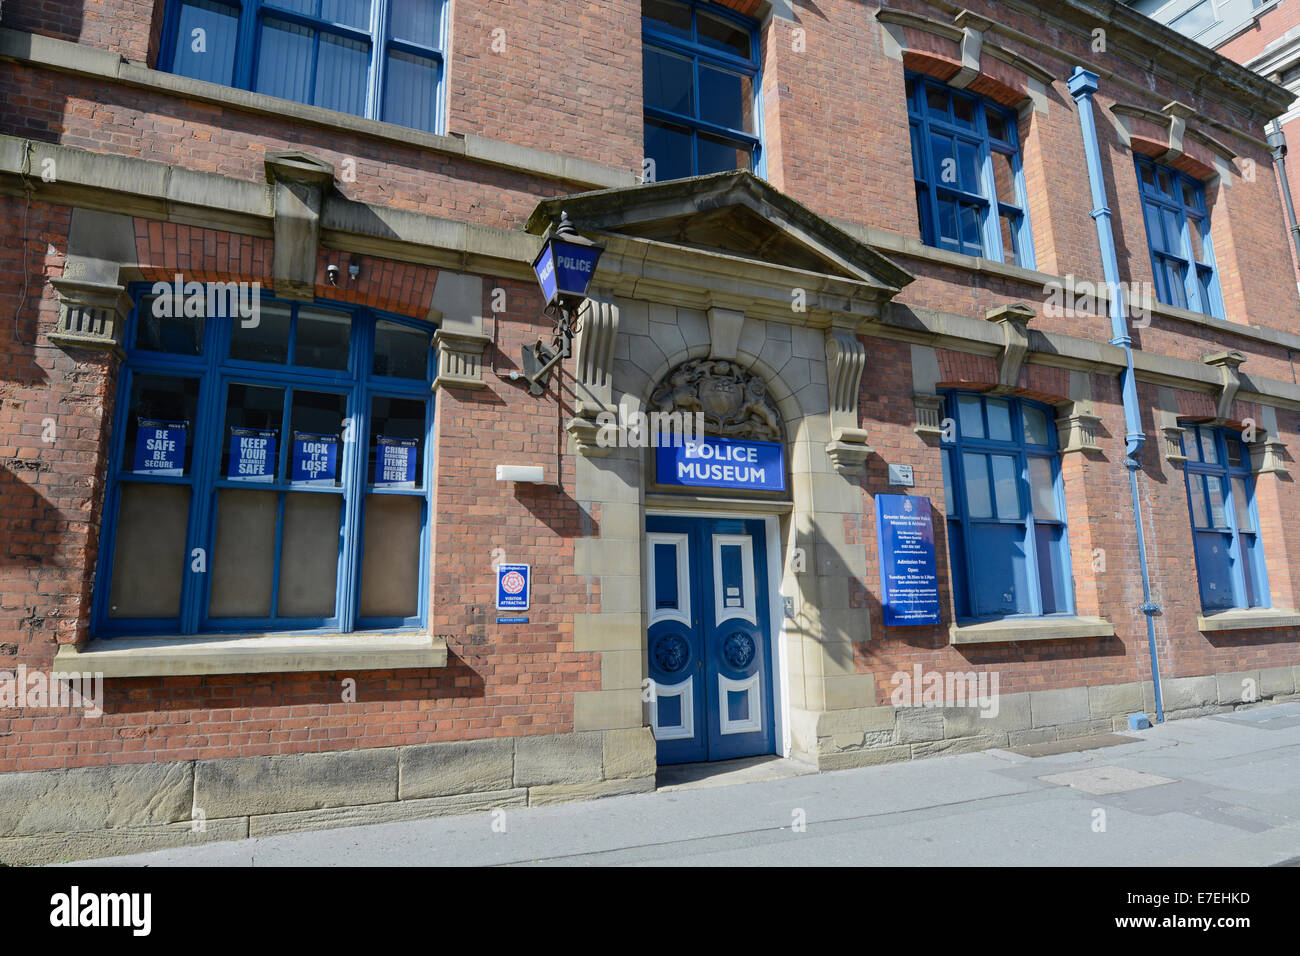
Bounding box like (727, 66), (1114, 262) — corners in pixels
(646, 515), (775, 764)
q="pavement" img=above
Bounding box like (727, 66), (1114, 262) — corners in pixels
(73, 702), (1300, 866)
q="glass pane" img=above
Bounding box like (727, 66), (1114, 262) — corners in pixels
(698, 11), (752, 58)
(1035, 522), (1068, 614)
(1143, 202), (1166, 252)
(1188, 474), (1209, 527)
(278, 492), (340, 617)
(1029, 456), (1058, 520)
(985, 398), (1012, 441)
(1231, 476), (1253, 531)
(644, 48), (693, 116)
(373, 320), (431, 378)
(956, 140), (980, 193)
(986, 109), (1008, 142)
(172, 0), (239, 86)
(909, 122), (924, 181)
(230, 301), (290, 363)
(369, 395), (426, 488)
(359, 494), (421, 618)
(1172, 0), (1216, 36)
(389, 0), (442, 46)
(654, 542), (679, 608)
(992, 151), (1017, 205)
(942, 450), (955, 516)
(1140, 163), (1156, 189)
(644, 120), (693, 182)
(963, 452), (992, 518)
(952, 94), (975, 128)
(321, 0), (371, 29)
(929, 132), (955, 185)
(697, 133), (751, 175)
(208, 489), (277, 618)
(925, 84), (948, 117)
(1194, 531), (1235, 610)
(937, 198), (958, 245)
(699, 65), (752, 132)
(1163, 260), (1187, 308)
(1225, 436), (1243, 467)
(1022, 405), (1050, 445)
(1188, 218), (1205, 263)
(290, 390), (347, 486)
(1207, 475), (1228, 528)
(315, 31), (368, 115)
(123, 374), (201, 477)
(1199, 428), (1219, 464)
(958, 203), (983, 252)
(991, 454), (1020, 519)
(134, 296), (204, 356)
(644, 0), (691, 39)
(1182, 178), (1198, 209)
(221, 383), (284, 481)
(255, 19), (314, 104)
(957, 394), (984, 439)
(1242, 533), (1262, 608)
(107, 483), (191, 618)
(383, 50), (440, 132)
(1162, 209), (1183, 255)
(295, 307), (351, 369)
(969, 523), (1031, 617)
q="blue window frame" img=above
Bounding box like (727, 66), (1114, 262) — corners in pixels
(92, 287), (436, 637)
(906, 73), (1035, 266)
(940, 392), (1072, 621)
(642, 0), (763, 182)
(1135, 156), (1224, 317)
(1180, 423), (1269, 612)
(161, 0), (447, 133)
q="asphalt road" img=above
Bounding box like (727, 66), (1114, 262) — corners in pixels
(76, 702), (1300, 866)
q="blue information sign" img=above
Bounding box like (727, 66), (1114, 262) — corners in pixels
(292, 432), (338, 485)
(496, 563), (530, 611)
(133, 419), (187, 476)
(874, 494), (941, 626)
(656, 437), (785, 493)
(532, 241), (600, 306)
(228, 427), (277, 482)
(375, 436), (417, 488)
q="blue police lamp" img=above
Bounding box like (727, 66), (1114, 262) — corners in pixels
(522, 212), (604, 396)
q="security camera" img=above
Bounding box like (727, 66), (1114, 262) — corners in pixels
(348, 263), (361, 281)
(327, 264), (340, 286)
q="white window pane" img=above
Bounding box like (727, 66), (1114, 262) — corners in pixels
(957, 394), (984, 439)
(360, 494), (421, 618)
(991, 454), (1020, 518)
(1231, 476), (1253, 532)
(1207, 475), (1228, 528)
(963, 452), (992, 518)
(986, 398), (1012, 441)
(209, 489), (277, 618)
(279, 492), (340, 617)
(1022, 405), (1050, 445)
(1029, 456), (1058, 520)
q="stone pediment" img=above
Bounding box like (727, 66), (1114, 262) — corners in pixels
(524, 170), (913, 292)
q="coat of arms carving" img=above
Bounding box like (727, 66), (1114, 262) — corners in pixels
(648, 360), (782, 442)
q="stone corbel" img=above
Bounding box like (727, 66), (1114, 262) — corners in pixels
(985, 303), (1035, 390)
(1249, 434), (1290, 476)
(1161, 425), (1188, 466)
(565, 298), (622, 457)
(913, 393), (945, 438)
(47, 275), (132, 356)
(1158, 100), (1195, 165)
(433, 328), (491, 390)
(1204, 350), (1245, 421)
(265, 151), (335, 300)
(1055, 401), (1101, 454)
(825, 329), (872, 473)
(949, 11), (990, 90)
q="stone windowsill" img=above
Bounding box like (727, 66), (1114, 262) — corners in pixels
(51, 632), (448, 678)
(949, 615), (1115, 646)
(1197, 608), (1300, 633)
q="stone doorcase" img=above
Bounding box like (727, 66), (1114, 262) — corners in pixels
(534, 171), (915, 767)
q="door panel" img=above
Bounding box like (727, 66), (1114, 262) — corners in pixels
(647, 515), (775, 764)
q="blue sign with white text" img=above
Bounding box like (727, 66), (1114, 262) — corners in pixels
(656, 438), (785, 493)
(874, 494), (941, 626)
(228, 427), (277, 482)
(292, 432), (338, 485)
(374, 436), (417, 488)
(496, 564), (530, 611)
(532, 241), (600, 305)
(134, 419), (187, 476)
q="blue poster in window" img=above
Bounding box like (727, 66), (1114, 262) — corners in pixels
(375, 436), (417, 488)
(133, 419), (187, 477)
(292, 432), (338, 485)
(656, 438), (785, 492)
(875, 494), (941, 627)
(228, 427), (277, 482)
(496, 564), (530, 611)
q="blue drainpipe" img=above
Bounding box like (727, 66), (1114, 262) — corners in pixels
(1068, 67), (1164, 724)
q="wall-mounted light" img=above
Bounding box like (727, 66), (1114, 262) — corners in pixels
(520, 212), (605, 396)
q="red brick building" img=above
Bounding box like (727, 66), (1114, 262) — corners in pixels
(0, 0), (1298, 862)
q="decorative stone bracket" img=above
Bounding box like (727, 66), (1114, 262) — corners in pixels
(567, 299), (621, 457)
(825, 329), (872, 473)
(985, 303), (1034, 390)
(913, 393), (945, 438)
(1161, 424), (1188, 467)
(1204, 349), (1245, 421)
(47, 275), (132, 356)
(433, 328), (491, 390)
(1055, 401), (1101, 454)
(265, 151), (335, 301)
(1250, 431), (1290, 476)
